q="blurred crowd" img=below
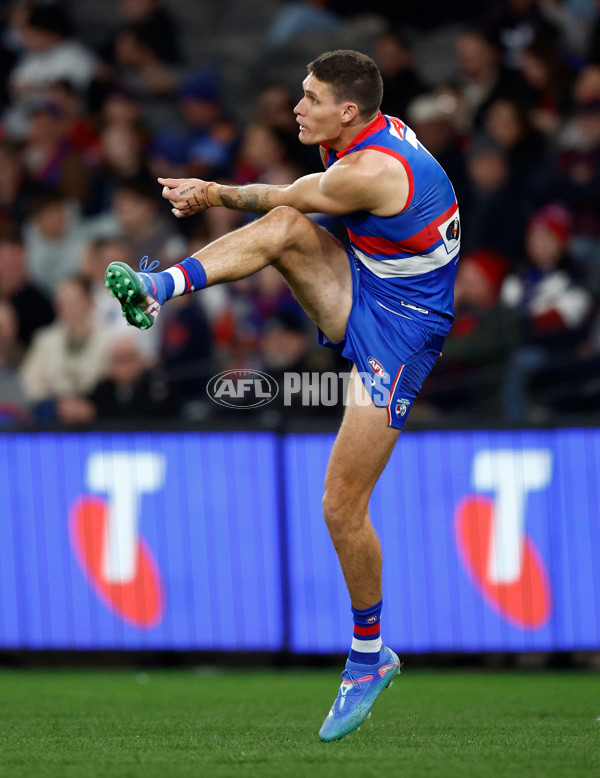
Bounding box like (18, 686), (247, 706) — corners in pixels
(1, 0), (600, 428)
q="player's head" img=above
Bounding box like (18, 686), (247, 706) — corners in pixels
(307, 50), (383, 120)
(295, 50), (383, 147)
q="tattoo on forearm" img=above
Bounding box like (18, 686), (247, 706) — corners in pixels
(220, 187), (271, 214)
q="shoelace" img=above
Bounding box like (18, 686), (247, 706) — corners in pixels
(139, 255), (160, 272)
(341, 668), (362, 691)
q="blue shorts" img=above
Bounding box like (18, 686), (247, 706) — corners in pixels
(319, 249), (447, 430)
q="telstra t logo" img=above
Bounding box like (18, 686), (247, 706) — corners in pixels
(69, 452), (166, 628)
(455, 449), (552, 629)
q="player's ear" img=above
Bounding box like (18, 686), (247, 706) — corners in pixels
(341, 102), (359, 124)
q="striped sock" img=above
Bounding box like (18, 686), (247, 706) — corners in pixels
(348, 600), (383, 665)
(145, 256), (207, 304)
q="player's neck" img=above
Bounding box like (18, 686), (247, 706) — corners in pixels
(328, 113), (379, 152)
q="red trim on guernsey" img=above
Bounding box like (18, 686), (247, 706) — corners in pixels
(387, 365), (405, 426)
(336, 112), (387, 158)
(348, 200), (458, 257)
(175, 263), (192, 292)
(354, 623), (381, 636)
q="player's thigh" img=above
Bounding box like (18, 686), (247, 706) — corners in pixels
(324, 367), (400, 510)
(273, 211), (353, 343)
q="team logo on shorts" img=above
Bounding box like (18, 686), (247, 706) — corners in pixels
(368, 357), (387, 378)
(395, 398), (411, 418)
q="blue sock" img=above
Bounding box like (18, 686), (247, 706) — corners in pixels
(140, 256), (207, 304)
(348, 600), (383, 665)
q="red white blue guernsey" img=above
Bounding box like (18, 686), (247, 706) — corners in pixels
(321, 112), (460, 335)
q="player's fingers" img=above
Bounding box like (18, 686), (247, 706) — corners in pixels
(158, 177), (183, 188)
(171, 208), (185, 218)
(162, 186), (172, 199)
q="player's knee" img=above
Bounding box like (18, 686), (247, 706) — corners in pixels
(264, 206), (308, 254)
(322, 486), (367, 541)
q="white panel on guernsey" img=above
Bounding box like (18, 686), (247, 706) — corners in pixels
(353, 208), (461, 278)
(354, 241), (459, 278)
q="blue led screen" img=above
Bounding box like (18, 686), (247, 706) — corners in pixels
(0, 432), (282, 650)
(0, 428), (598, 653)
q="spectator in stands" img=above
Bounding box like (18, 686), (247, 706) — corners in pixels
(178, 68), (238, 181)
(22, 99), (89, 204)
(483, 0), (559, 70)
(99, 85), (144, 130)
(111, 21), (180, 132)
(85, 120), (149, 215)
(48, 79), (101, 163)
(482, 97), (548, 192)
(451, 27), (532, 133)
(0, 297), (24, 370)
(59, 333), (176, 424)
(111, 177), (186, 266)
(375, 30), (428, 119)
(5, 2), (98, 139)
(423, 248), (517, 418)
(147, 128), (188, 181)
(102, 0), (181, 66)
(253, 84), (321, 174)
(518, 37), (574, 139)
(530, 67), (600, 289)
(20, 275), (112, 422)
(0, 300), (28, 427)
(256, 309), (343, 418)
(233, 122), (301, 186)
(23, 189), (89, 298)
(406, 92), (469, 212)
(501, 203), (593, 420)
(160, 293), (213, 401)
(211, 266), (305, 370)
(0, 140), (33, 236)
(265, 0), (341, 48)
(0, 234), (54, 348)
(461, 134), (525, 257)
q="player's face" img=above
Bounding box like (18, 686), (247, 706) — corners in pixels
(294, 74), (348, 146)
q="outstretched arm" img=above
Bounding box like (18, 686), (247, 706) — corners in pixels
(158, 174), (327, 217)
(158, 152), (408, 219)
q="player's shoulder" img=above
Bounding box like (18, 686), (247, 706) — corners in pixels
(340, 146), (408, 185)
(342, 144), (401, 168)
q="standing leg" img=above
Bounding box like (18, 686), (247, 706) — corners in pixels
(318, 367), (401, 742)
(323, 367), (399, 608)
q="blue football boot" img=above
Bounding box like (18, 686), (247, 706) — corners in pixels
(319, 645), (400, 742)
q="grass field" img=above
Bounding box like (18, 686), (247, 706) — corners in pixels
(1, 667), (598, 777)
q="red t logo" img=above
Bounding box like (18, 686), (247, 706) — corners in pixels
(455, 450), (552, 629)
(69, 452), (166, 628)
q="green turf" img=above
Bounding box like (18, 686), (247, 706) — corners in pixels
(0, 668), (598, 778)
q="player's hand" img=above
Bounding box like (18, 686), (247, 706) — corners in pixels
(157, 177), (214, 218)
